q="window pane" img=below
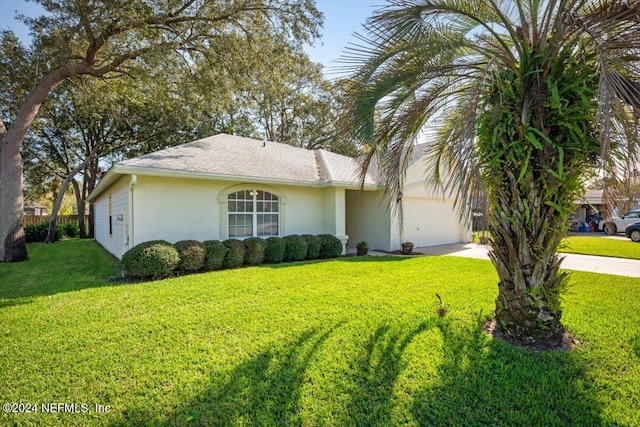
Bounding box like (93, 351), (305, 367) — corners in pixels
(256, 191), (278, 202)
(257, 213), (279, 237)
(229, 214), (253, 238)
(229, 190), (252, 201)
(228, 190), (279, 238)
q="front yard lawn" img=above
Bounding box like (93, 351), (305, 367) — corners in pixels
(561, 235), (640, 260)
(1, 240), (639, 426)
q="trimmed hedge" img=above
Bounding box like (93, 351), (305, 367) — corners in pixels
(25, 223), (63, 243)
(174, 240), (206, 272)
(122, 240), (180, 279)
(302, 234), (321, 260)
(203, 240), (226, 271)
(264, 237), (286, 263)
(319, 234), (343, 258)
(284, 235), (307, 261)
(244, 237), (266, 265)
(223, 239), (245, 269)
(119, 234), (344, 280)
(64, 222), (80, 238)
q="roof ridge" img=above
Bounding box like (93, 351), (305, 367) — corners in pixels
(314, 150), (328, 181)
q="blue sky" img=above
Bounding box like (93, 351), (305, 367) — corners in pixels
(0, 0), (383, 76)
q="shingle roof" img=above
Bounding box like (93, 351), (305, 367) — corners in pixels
(316, 149), (371, 184)
(410, 143), (430, 165)
(112, 133), (376, 185)
(88, 134), (437, 202)
(119, 134), (329, 184)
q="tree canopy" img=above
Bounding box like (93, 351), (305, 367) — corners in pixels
(0, 0), (334, 262)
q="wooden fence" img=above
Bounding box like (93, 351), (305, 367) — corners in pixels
(23, 215), (90, 234)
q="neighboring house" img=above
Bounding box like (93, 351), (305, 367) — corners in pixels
(87, 134), (471, 259)
(573, 189), (605, 226)
(24, 202), (48, 216)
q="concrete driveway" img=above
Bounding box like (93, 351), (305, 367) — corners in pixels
(414, 243), (640, 278)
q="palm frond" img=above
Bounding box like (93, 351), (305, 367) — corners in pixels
(342, 0), (640, 229)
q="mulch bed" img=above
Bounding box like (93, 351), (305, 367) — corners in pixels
(387, 250), (422, 255)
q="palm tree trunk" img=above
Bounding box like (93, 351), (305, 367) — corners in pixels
(488, 176), (567, 348)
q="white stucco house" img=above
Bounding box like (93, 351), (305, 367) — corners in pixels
(87, 133), (471, 259)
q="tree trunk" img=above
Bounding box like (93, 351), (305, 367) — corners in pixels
(0, 120), (28, 261)
(89, 204), (95, 238)
(0, 65), (84, 261)
(72, 179), (87, 238)
(45, 179), (70, 243)
(45, 148), (100, 243)
(488, 176), (567, 348)
(85, 158), (99, 238)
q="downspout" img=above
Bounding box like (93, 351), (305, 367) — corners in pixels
(398, 191), (405, 246)
(128, 174), (137, 249)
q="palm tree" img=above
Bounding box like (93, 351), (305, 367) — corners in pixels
(343, 0), (640, 348)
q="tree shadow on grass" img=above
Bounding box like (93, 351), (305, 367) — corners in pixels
(342, 321), (433, 425)
(110, 324), (341, 426)
(108, 316), (606, 426)
(410, 316), (604, 426)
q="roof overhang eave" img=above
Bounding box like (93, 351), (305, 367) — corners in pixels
(87, 165), (381, 200)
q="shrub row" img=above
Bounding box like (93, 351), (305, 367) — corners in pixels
(25, 222), (80, 243)
(121, 234), (343, 280)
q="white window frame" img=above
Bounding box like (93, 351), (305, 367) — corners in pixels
(227, 189), (280, 239)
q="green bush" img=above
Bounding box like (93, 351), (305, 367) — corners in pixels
(319, 234), (343, 259)
(302, 234), (321, 259)
(264, 237), (286, 263)
(24, 223), (61, 243)
(121, 240), (179, 279)
(244, 237), (266, 265)
(174, 240), (206, 272)
(223, 239), (245, 269)
(25, 223), (47, 243)
(64, 222), (80, 238)
(203, 240), (227, 271)
(284, 235), (308, 261)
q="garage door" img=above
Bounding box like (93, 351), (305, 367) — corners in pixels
(403, 198), (463, 247)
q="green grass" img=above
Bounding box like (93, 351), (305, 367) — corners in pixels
(0, 240), (121, 303)
(561, 235), (640, 260)
(1, 241), (639, 426)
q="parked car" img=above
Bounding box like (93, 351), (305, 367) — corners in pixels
(599, 210), (640, 235)
(626, 221), (640, 242)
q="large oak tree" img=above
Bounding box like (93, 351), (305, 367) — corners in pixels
(0, 0), (321, 262)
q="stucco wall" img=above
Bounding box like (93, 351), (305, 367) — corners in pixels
(345, 190), (392, 251)
(402, 197), (469, 247)
(345, 157), (470, 251)
(128, 175), (342, 249)
(400, 156), (472, 247)
(94, 176), (130, 259)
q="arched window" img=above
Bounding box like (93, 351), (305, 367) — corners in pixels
(228, 190), (279, 238)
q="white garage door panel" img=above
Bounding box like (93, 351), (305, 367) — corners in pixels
(404, 199), (462, 247)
